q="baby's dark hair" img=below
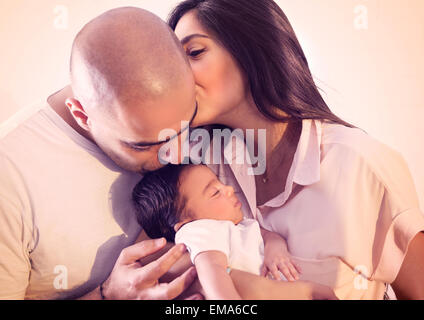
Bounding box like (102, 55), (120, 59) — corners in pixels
(132, 164), (189, 242)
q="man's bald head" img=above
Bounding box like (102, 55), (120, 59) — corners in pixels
(70, 7), (192, 113)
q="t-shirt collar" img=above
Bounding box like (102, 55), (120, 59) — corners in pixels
(292, 119), (322, 186)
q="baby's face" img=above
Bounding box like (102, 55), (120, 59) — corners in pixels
(177, 165), (243, 228)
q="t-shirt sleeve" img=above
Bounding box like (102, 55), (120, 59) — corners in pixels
(174, 219), (232, 264)
(368, 147), (424, 283)
(0, 154), (32, 299)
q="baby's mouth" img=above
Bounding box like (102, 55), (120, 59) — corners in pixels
(232, 197), (242, 208)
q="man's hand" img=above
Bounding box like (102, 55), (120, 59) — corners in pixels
(101, 238), (199, 300)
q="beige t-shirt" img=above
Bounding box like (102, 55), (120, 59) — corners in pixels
(0, 105), (142, 299)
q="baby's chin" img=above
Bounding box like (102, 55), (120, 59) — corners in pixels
(234, 210), (244, 224)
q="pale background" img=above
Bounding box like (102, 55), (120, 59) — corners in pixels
(0, 0), (423, 207)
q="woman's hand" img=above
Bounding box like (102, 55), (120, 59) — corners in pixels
(261, 230), (301, 281)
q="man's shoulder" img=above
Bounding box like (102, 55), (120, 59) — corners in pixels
(0, 102), (75, 159)
(0, 102), (47, 140)
(0, 103), (71, 181)
(0, 103), (56, 158)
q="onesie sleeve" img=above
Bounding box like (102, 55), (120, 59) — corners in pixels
(175, 219), (233, 263)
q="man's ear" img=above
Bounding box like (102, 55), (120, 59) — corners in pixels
(65, 98), (91, 131)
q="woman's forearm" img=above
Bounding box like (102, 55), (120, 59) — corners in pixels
(198, 267), (242, 300)
(77, 286), (102, 300)
(392, 232), (424, 300)
(195, 252), (242, 300)
(230, 269), (326, 300)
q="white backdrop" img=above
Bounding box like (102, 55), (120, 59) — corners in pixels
(0, 0), (423, 207)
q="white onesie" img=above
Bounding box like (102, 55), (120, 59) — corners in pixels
(175, 218), (264, 275)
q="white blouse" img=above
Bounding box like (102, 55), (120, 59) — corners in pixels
(209, 119), (424, 299)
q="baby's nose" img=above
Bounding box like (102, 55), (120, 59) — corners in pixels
(223, 185), (235, 196)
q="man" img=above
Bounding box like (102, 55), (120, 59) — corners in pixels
(0, 7), (336, 300)
(0, 6), (199, 300)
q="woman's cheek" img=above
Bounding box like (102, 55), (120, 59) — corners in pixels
(191, 56), (210, 84)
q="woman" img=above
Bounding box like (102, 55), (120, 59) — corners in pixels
(167, 0), (424, 299)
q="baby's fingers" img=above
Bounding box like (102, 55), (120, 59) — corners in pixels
(277, 262), (295, 281)
(288, 262), (301, 280)
(293, 261), (302, 274)
(268, 264), (282, 281)
(260, 264), (268, 277)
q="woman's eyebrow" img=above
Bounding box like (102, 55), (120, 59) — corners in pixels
(180, 33), (209, 45)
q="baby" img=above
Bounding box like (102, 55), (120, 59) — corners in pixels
(132, 164), (301, 300)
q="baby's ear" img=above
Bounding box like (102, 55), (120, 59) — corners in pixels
(174, 221), (184, 232)
(174, 216), (192, 232)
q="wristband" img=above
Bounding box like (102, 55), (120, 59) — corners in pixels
(99, 282), (107, 300)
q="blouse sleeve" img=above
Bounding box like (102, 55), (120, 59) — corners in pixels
(174, 219), (232, 264)
(368, 147), (424, 283)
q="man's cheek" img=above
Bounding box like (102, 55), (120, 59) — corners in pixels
(138, 151), (164, 172)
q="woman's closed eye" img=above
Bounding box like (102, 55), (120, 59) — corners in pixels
(187, 48), (206, 59)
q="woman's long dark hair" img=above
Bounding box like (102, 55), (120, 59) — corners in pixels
(168, 0), (352, 127)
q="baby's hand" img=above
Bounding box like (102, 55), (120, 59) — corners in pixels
(261, 231), (301, 281)
(261, 251), (302, 281)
